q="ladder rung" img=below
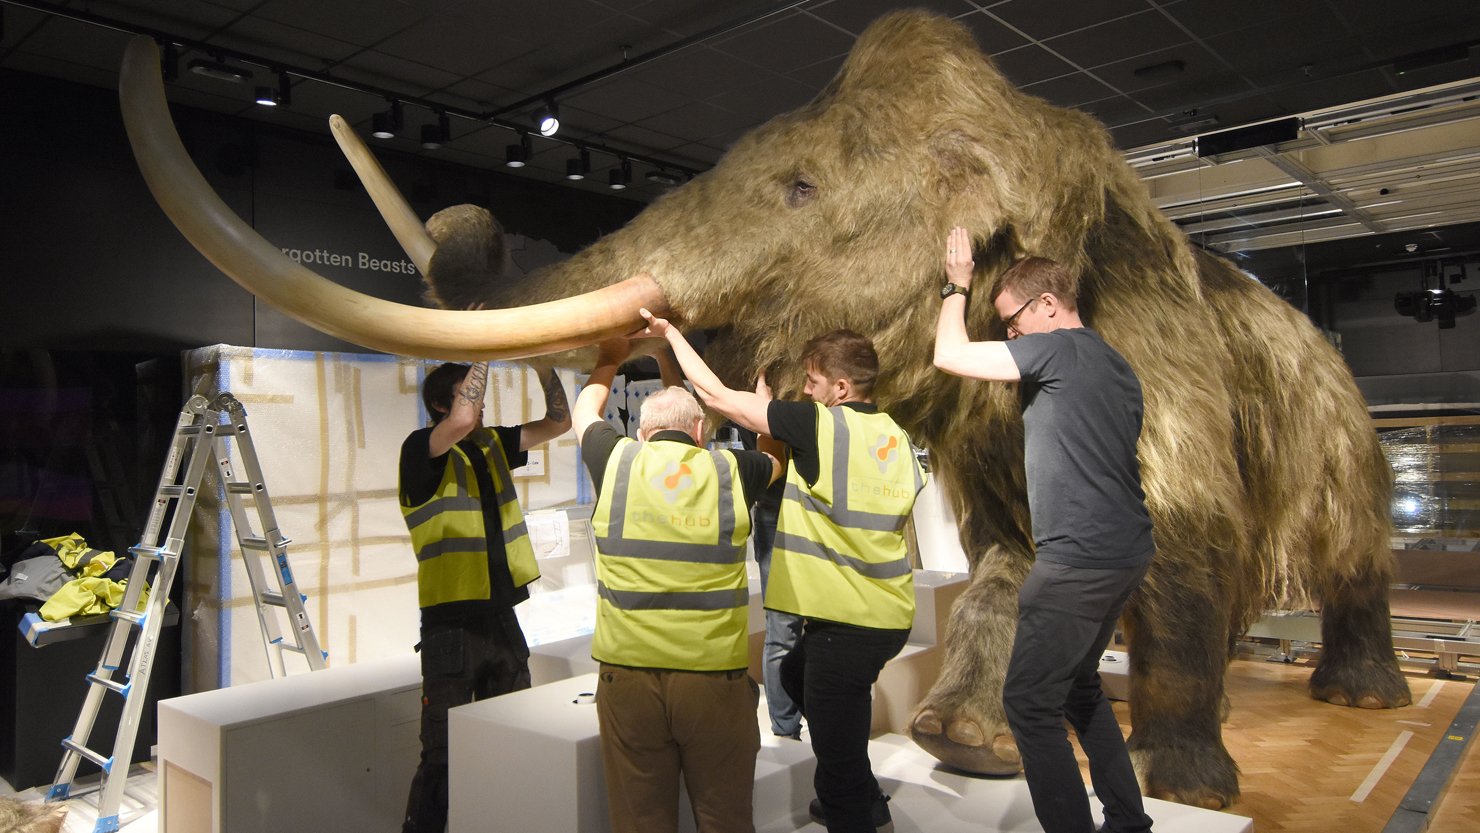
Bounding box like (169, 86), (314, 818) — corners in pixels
(227, 482), (262, 494)
(86, 673), (129, 696)
(240, 537), (270, 551)
(277, 642), (307, 655)
(260, 592), (287, 607)
(129, 545), (171, 560)
(111, 609), (146, 627)
(61, 738), (112, 772)
(158, 485), (189, 497)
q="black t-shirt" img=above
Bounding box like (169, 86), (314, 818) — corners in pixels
(580, 422), (773, 508)
(400, 424), (529, 622)
(766, 399), (878, 486)
(1004, 328), (1155, 569)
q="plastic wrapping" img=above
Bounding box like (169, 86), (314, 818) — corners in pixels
(1379, 424), (1480, 539)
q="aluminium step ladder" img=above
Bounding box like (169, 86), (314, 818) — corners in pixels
(47, 392), (327, 832)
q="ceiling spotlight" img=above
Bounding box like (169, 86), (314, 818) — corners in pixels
(533, 100), (560, 137)
(505, 133), (533, 168)
(565, 148), (591, 180)
(646, 169), (682, 186)
(609, 158), (632, 190)
(255, 72), (290, 107)
(371, 101), (403, 139)
(188, 57), (251, 84)
(421, 113), (451, 150)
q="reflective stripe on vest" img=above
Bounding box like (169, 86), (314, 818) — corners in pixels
(767, 404), (925, 629)
(590, 438), (751, 671)
(401, 427), (539, 608)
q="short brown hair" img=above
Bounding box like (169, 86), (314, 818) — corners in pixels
(991, 257), (1078, 311)
(422, 362), (470, 424)
(801, 330), (879, 398)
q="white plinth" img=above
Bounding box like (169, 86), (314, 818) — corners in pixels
(1100, 649), (1130, 701)
(760, 735), (1253, 833)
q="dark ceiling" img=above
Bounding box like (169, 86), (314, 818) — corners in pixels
(4, 0), (1480, 283)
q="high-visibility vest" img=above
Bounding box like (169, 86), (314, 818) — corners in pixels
(767, 404), (925, 630)
(590, 437), (751, 671)
(401, 427), (539, 609)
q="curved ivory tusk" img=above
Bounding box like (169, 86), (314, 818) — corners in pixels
(118, 36), (667, 361)
(328, 114), (435, 275)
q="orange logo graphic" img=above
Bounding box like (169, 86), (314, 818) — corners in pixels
(652, 461), (694, 503)
(870, 435), (898, 473)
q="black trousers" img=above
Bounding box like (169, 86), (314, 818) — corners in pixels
(1002, 559), (1153, 833)
(402, 608), (531, 833)
(781, 620), (909, 833)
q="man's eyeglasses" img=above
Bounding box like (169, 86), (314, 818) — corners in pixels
(1002, 296), (1036, 336)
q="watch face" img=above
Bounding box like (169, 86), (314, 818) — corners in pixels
(940, 283), (964, 299)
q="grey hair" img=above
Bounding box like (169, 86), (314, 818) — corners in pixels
(639, 386), (703, 434)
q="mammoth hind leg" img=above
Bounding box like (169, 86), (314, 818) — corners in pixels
(910, 556), (1025, 775)
(1310, 567), (1412, 708)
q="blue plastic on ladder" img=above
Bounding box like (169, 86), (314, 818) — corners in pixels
(47, 782), (71, 800)
(92, 814), (121, 833)
(270, 636), (284, 645)
(300, 593), (308, 602)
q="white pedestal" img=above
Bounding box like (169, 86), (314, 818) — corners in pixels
(1100, 649), (1130, 702)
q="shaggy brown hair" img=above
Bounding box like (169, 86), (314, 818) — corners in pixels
(991, 256), (1078, 311)
(801, 329), (879, 398)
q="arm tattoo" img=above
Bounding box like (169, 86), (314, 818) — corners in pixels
(459, 362), (488, 406)
(543, 369), (570, 422)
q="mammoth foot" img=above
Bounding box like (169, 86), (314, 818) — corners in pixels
(910, 707), (1021, 775)
(1131, 738), (1240, 810)
(1309, 660), (1412, 709)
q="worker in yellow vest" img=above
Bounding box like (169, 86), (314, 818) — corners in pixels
(574, 339), (781, 833)
(638, 313), (925, 833)
(398, 361), (571, 833)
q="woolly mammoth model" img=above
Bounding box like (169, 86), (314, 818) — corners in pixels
(117, 10), (1407, 809)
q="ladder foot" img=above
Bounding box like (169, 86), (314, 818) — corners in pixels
(93, 815), (122, 833)
(47, 783), (71, 800)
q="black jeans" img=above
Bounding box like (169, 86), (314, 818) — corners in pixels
(781, 620), (909, 833)
(1003, 560), (1153, 833)
(402, 608), (531, 833)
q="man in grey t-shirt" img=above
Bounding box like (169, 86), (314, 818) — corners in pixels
(933, 226), (1154, 833)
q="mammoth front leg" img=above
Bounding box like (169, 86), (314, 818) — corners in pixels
(1121, 557), (1240, 810)
(910, 547), (1028, 774)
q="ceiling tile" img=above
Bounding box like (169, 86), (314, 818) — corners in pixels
(1021, 72), (1118, 109)
(1044, 10), (1191, 71)
(213, 16), (365, 67)
(562, 76), (692, 124)
(646, 100), (757, 143)
(252, 0), (429, 49)
(707, 75), (817, 122)
(713, 13), (856, 75)
(990, 43), (1075, 88)
(807, 0), (977, 35)
(374, 15), (533, 77)
(954, 11), (1030, 56)
(989, 0), (1153, 41)
(628, 46), (766, 99)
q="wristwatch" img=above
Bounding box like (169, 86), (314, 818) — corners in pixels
(940, 282), (970, 300)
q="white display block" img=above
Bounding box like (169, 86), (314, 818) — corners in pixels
(759, 734), (1253, 833)
(156, 654), (422, 833)
(1101, 650), (1130, 702)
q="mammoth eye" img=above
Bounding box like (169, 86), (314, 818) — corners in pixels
(787, 179), (817, 208)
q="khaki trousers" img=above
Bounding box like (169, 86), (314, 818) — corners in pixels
(596, 663), (761, 833)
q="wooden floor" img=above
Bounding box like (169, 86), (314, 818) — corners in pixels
(1080, 656), (1478, 833)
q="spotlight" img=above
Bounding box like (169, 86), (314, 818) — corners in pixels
(505, 133), (533, 168)
(565, 148), (591, 180)
(533, 100), (560, 137)
(609, 158), (632, 190)
(1394, 287), (1477, 329)
(371, 101), (403, 139)
(646, 169), (682, 186)
(421, 113), (451, 150)
(189, 57), (251, 84)
(255, 86), (278, 106)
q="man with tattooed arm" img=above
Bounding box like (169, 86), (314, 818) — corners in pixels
(397, 361), (572, 833)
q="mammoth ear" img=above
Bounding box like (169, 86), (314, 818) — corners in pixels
(423, 205), (509, 310)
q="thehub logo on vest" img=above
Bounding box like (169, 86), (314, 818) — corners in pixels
(869, 434), (900, 473)
(652, 461), (694, 504)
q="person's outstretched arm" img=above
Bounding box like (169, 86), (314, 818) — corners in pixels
(574, 339), (630, 441)
(521, 366), (574, 450)
(634, 309), (772, 436)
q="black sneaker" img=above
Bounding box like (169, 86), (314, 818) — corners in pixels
(808, 793), (893, 831)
